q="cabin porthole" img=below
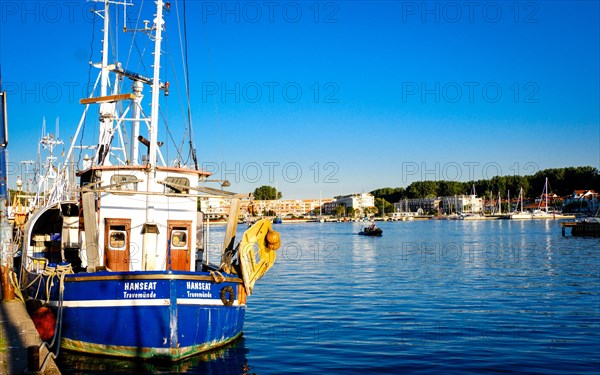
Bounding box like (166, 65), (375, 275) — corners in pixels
(220, 286), (235, 306)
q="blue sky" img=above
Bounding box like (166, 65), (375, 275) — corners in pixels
(1, 1), (598, 199)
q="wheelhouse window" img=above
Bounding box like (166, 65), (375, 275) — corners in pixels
(111, 174), (138, 191)
(164, 177), (190, 194)
(171, 229), (188, 249)
(108, 225), (127, 250)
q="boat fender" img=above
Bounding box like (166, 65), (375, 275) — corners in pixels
(220, 286), (235, 306)
(30, 306), (56, 341)
(265, 229), (281, 250)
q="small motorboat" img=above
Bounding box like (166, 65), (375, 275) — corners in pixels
(359, 224), (383, 236)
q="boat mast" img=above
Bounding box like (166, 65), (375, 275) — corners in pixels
(498, 192), (501, 215)
(0, 73), (8, 203)
(130, 81), (143, 165)
(545, 177), (549, 213)
(148, 0), (164, 171)
(142, 0), (165, 270)
(95, 0), (115, 166)
(520, 187), (524, 212)
(319, 191), (322, 217)
(100, 1), (110, 99)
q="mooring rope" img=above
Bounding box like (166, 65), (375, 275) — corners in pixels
(10, 261), (46, 303)
(25, 262), (72, 375)
(210, 270), (226, 283)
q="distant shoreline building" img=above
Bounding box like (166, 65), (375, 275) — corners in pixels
(394, 195), (483, 215)
(394, 197), (441, 214)
(441, 195), (483, 214)
(563, 190), (599, 214)
(248, 198), (334, 218)
(200, 192), (376, 219)
(331, 193), (375, 216)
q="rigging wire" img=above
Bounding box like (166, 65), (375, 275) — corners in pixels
(172, 1), (191, 165)
(161, 27), (186, 166)
(182, 0), (199, 170)
(200, 18), (226, 168)
(163, 43), (170, 166)
(161, 29), (173, 167)
(80, 6), (98, 167)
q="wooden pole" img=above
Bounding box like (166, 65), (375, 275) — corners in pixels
(27, 345), (40, 372)
(0, 200), (15, 301)
(220, 199), (240, 273)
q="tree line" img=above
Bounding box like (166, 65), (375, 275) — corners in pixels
(371, 166), (600, 203)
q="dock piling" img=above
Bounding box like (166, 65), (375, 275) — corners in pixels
(26, 345), (40, 373)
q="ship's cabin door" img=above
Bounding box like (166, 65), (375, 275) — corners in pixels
(167, 220), (191, 271)
(104, 218), (131, 271)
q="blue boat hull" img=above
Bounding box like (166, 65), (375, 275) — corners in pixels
(28, 271), (246, 360)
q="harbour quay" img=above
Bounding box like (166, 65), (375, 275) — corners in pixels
(0, 300), (61, 375)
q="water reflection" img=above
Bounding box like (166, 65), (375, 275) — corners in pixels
(57, 336), (251, 375)
(57, 221), (600, 374)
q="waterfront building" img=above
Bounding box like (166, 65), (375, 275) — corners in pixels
(250, 198), (334, 217)
(202, 196), (335, 218)
(394, 197), (442, 214)
(331, 193), (376, 216)
(563, 190), (599, 214)
(441, 195), (483, 214)
(394, 195), (483, 215)
(200, 196), (231, 219)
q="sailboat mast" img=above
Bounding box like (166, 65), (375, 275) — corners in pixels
(545, 177), (549, 213)
(319, 191), (322, 216)
(520, 187), (524, 211)
(498, 192), (501, 214)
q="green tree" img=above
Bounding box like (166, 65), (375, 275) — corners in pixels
(371, 187), (407, 203)
(363, 206), (376, 217)
(346, 207), (356, 217)
(406, 181), (439, 198)
(253, 185), (282, 200)
(439, 181), (468, 197)
(333, 205), (345, 217)
(368, 166), (599, 206)
(374, 197), (395, 216)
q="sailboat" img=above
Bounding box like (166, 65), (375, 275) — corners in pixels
(317, 191), (325, 222)
(531, 177), (556, 219)
(507, 187), (532, 219)
(18, 0), (280, 361)
(272, 184), (283, 224)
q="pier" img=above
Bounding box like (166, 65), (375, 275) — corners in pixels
(0, 301), (61, 374)
(561, 220), (600, 237)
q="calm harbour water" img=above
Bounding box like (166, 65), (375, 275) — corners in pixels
(58, 220), (600, 374)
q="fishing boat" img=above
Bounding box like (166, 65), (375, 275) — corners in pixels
(17, 0), (280, 361)
(358, 224), (383, 236)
